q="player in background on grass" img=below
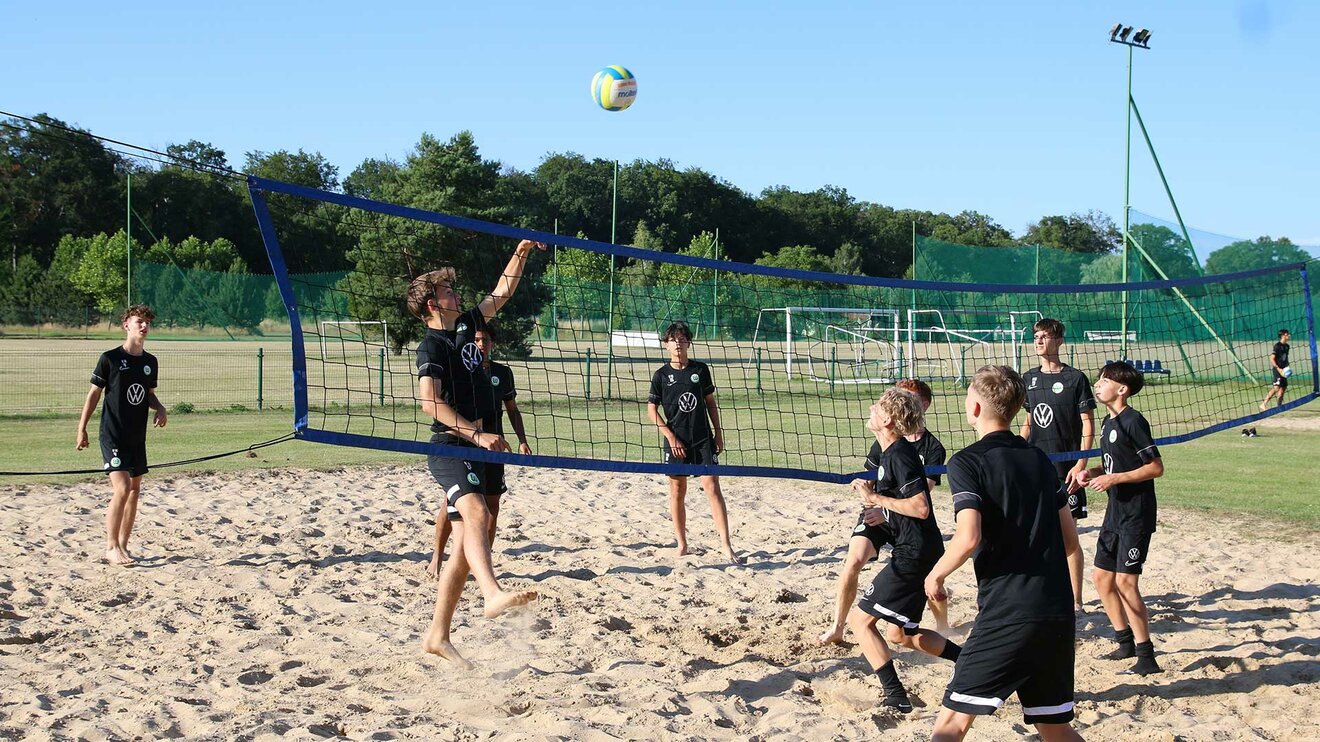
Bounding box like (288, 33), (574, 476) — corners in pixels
(817, 379), (948, 646)
(410, 240), (542, 667)
(647, 321), (740, 563)
(1259, 329), (1292, 411)
(75, 305), (168, 566)
(925, 365), (1083, 742)
(1019, 318), (1095, 612)
(1075, 361), (1164, 676)
(846, 389), (960, 714)
(427, 322), (533, 578)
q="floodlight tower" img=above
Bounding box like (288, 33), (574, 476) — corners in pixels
(1109, 24), (1151, 357)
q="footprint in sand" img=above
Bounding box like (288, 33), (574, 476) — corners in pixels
(237, 669), (274, 686)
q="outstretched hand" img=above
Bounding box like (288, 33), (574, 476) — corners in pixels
(517, 239), (548, 254)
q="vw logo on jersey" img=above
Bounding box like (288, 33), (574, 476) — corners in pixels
(460, 342), (482, 371)
(126, 383), (146, 406)
(1103, 453), (1113, 474)
(144, 365), (152, 376)
(1032, 403), (1055, 428)
(1127, 547), (1141, 560)
(1051, 381), (1063, 394)
(690, 373), (700, 383)
(678, 392), (699, 413)
(1108, 429), (1118, 443)
(1068, 493), (1079, 507)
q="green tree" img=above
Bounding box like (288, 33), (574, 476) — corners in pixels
(1205, 236), (1313, 274)
(752, 244), (832, 289)
(69, 231), (141, 313)
(1023, 211), (1120, 253)
(833, 241), (864, 275)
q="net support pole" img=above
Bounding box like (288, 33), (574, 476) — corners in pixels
(257, 347), (264, 411)
(378, 348), (385, 406)
(1303, 266), (1318, 396)
(552, 218), (559, 342)
(712, 227), (719, 338)
(1126, 232), (1255, 381)
(126, 171), (132, 307)
(1129, 97), (1204, 275)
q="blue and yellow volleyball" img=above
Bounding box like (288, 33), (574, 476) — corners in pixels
(591, 65), (637, 112)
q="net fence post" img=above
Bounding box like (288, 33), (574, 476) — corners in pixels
(378, 348), (385, 407)
(585, 348), (593, 400)
(257, 347), (264, 411)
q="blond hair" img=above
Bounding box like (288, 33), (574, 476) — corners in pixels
(968, 365), (1026, 421)
(405, 267), (457, 320)
(876, 388), (926, 437)
(121, 304), (155, 324)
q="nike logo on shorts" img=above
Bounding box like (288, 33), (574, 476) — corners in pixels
(1124, 560), (1140, 566)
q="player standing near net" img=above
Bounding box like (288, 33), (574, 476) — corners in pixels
(847, 388), (960, 714)
(427, 323), (533, 578)
(75, 305), (169, 566)
(410, 240), (542, 666)
(647, 321), (740, 563)
(1075, 361), (1164, 676)
(925, 365), (1083, 741)
(817, 379), (948, 646)
(1259, 329), (1292, 411)
(1019, 318), (1095, 612)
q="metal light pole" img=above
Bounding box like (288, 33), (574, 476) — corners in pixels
(605, 159), (619, 398)
(1109, 24), (1151, 360)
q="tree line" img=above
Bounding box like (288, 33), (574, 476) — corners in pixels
(1, 113), (1312, 335)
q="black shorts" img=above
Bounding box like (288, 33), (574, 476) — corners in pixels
(662, 437), (718, 470)
(101, 438), (148, 477)
(943, 620), (1075, 725)
(1094, 528), (1153, 575)
(426, 436), (486, 521)
(1051, 459), (1087, 519)
(857, 558), (929, 635)
(1272, 370), (1288, 390)
(484, 462), (508, 497)
(851, 510), (892, 558)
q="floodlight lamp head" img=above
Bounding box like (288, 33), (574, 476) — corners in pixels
(1110, 23), (1122, 40)
(1135, 29), (1151, 46)
(1119, 26), (1133, 42)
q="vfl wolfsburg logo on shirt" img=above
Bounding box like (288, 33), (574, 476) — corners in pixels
(690, 373), (700, 383)
(492, 375), (501, 386)
(1051, 381), (1063, 394)
(144, 365), (152, 376)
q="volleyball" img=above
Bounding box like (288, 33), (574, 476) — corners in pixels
(591, 65), (637, 111)
(1282, 366), (1293, 378)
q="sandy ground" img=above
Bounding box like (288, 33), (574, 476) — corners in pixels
(1, 465), (1317, 741)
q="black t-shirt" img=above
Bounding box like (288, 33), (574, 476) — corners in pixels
(414, 308), (497, 436)
(648, 360), (715, 445)
(867, 430), (947, 485)
(1273, 342), (1290, 370)
(869, 437), (944, 566)
(1023, 365), (1096, 454)
(485, 361), (517, 436)
(90, 347), (159, 445)
(948, 431), (1074, 625)
(1099, 406), (1161, 534)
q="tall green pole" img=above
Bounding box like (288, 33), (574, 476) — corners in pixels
(126, 171), (132, 307)
(712, 227), (719, 337)
(1121, 43), (1133, 360)
(552, 218), (559, 342)
(605, 159), (618, 399)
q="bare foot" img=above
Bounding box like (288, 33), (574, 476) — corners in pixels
(104, 548), (133, 566)
(422, 637), (473, 669)
(483, 589), (538, 619)
(119, 546), (137, 562)
(674, 543), (689, 558)
(426, 553), (444, 580)
(817, 628), (845, 645)
(723, 548), (744, 565)
(1074, 603), (1084, 614)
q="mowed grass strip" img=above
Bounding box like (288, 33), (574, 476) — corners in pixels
(2, 407), (1317, 530)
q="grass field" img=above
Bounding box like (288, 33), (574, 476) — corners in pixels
(2, 405), (1317, 529)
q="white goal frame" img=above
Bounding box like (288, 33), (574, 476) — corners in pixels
(753, 307), (902, 383)
(319, 320), (390, 359)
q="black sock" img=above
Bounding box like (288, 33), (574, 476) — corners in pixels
(1114, 627), (1134, 646)
(1135, 640), (1155, 657)
(874, 660), (906, 698)
(939, 640), (962, 662)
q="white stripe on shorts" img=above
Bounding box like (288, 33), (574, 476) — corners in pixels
(949, 691), (1004, 709)
(1023, 702), (1074, 716)
(869, 601), (918, 629)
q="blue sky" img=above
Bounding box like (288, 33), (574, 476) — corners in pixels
(4, 1), (1317, 251)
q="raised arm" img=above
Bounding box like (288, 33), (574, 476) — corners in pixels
(478, 239), (546, 321)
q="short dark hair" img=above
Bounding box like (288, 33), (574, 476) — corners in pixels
(121, 304), (155, 324)
(1099, 360), (1145, 397)
(662, 321), (693, 344)
(1280, 329), (1291, 338)
(1034, 318), (1065, 339)
(405, 267), (457, 320)
(476, 320), (497, 344)
(895, 378), (933, 404)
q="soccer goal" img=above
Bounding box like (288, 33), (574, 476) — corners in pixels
(904, 309), (1041, 382)
(753, 307), (903, 384)
(318, 320), (390, 359)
